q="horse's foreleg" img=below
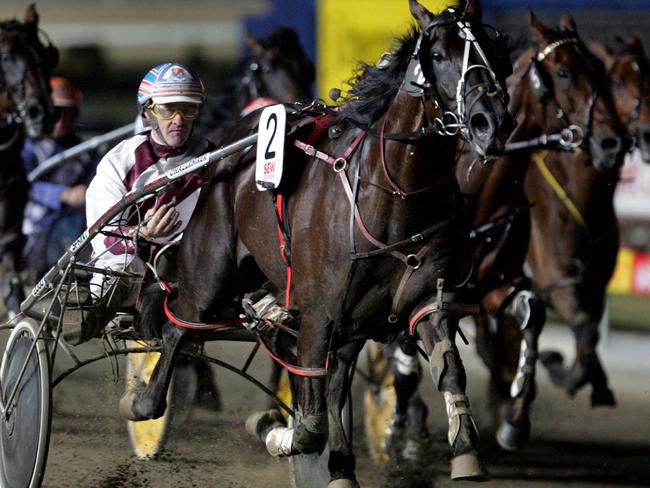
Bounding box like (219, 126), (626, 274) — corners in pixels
(119, 320), (186, 420)
(326, 340), (364, 488)
(0, 248), (25, 317)
(495, 289), (545, 451)
(539, 287), (616, 407)
(265, 318), (330, 457)
(562, 315), (615, 406)
(384, 337), (429, 460)
(474, 313), (511, 406)
(417, 311), (488, 481)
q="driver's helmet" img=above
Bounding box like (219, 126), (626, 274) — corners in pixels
(136, 63), (204, 109)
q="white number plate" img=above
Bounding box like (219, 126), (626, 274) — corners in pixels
(255, 104), (286, 191)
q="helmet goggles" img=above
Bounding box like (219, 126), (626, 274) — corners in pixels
(150, 102), (200, 121)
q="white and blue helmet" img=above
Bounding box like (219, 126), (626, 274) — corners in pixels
(137, 63), (205, 108)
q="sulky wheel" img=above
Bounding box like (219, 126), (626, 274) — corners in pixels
(0, 319), (52, 488)
(125, 342), (174, 460)
(363, 342), (396, 465)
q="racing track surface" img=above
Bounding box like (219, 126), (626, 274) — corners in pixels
(6, 320), (649, 488)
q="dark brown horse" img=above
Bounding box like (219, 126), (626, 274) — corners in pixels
(121, 1), (514, 485)
(590, 36), (650, 161)
(0, 5), (57, 317)
(149, 25), (316, 419)
(382, 11), (630, 457)
(195, 26), (315, 141)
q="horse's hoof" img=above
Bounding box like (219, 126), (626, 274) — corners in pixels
(591, 387), (616, 407)
(245, 409), (286, 443)
(327, 478), (360, 488)
(119, 391), (141, 421)
(450, 453), (490, 481)
(265, 426), (294, 457)
(496, 419), (529, 452)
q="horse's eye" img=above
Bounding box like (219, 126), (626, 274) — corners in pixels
(557, 67), (569, 78)
(0, 52), (10, 62)
(431, 51), (443, 63)
(611, 78), (624, 90)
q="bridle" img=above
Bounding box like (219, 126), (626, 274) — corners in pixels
(607, 53), (650, 133)
(0, 21), (55, 143)
(241, 58), (271, 101)
(506, 36), (605, 155)
(407, 9), (509, 144)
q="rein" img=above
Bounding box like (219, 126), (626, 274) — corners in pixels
(0, 124), (19, 151)
(160, 280), (328, 378)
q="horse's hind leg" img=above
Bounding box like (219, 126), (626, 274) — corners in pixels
(327, 340), (364, 488)
(119, 320), (186, 420)
(494, 289), (545, 451)
(542, 314), (615, 406)
(417, 311), (488, 481)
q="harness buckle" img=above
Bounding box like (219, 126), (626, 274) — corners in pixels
(333, 157), (348, 173)
(406, 254), (422, 269)
(560, 124), (584, 149)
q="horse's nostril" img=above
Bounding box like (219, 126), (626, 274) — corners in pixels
(469, 113), (491, 139)
(642, 130), (650, 145)
(27, 104), (44, 120)
(601, 137), (621, 153)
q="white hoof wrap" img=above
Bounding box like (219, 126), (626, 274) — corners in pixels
(265, 426), (294, 457)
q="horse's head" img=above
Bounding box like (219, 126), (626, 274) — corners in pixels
(520, 12), (630, 171)
(0, 5), (58, 139)
(591, 36), (650, 163)
(409, 0), (514, 159)
(242, 27), (314, 107)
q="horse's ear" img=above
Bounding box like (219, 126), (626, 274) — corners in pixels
(588, 41), (614, 70)
(559, 12), (578, 34)
(246, 32), (264, 58)
(625, 35), (642, 48)
(463, 0), (483, 20)
(24, 3), (39, 27)
(529, 11), (552, 47)
(409, 0), (435, 31)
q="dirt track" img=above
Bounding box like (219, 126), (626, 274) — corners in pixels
(10, 321), (650, 488)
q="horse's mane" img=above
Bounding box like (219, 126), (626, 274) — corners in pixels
(336, 27), (419, 125)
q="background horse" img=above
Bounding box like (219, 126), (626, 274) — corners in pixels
(166, 25), (314, 416)
(195, 26), (315, 142)
(490, 12), (628, 441)
(528, 33), (647, 405)
(590, 36), (650, 161)
(122, 1), (513, 485)
(384, 11), (630, 458)
(0, 5), (57, 317)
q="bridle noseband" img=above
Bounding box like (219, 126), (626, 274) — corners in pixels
(409, 9), (508, 147)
